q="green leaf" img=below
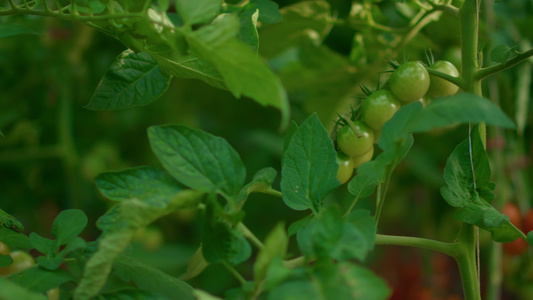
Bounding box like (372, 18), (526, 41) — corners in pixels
(29, 233), (56, 256)
(181, 246), (209, 280)
(282, 121), (298, 154)
(95, 166), (185, 205)
(490, 44), (515, 64)
(201, 219), (251, 265)
(528, 231), (533, 246)
(406, 93), (515, 133)
(287, 214), (313, 236)
(281, 114), (339, 212)
(0, 208), (24, 231)
(346, 209), (377, 253)
(186, 18), (289, 128)
(52, 209), (88, 246)
(85, 50), (172, 110)
(176, 0), (222, 25)
(67, 0), (107, 14)
(148, 124), (246, 199)
(254, 222), (288, 284)
(297, 206), (372, 262)
(113, 256), (195, 300)
(249, 0), (282, 24)
(0, 227), (32, 250)
(237, 7), (260, 51)
(347, 174), (379, 199)
(0, 24), (40, 38)
(0, 254), (12, 268)
(12, 267), (73, 293)
(236, 167), (278, 204)
(441, 129), (522, 243)
(0, 277), (47, 300)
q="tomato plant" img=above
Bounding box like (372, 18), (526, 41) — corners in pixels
(0, 1), (532, 300)
(389, 61), (430, 103)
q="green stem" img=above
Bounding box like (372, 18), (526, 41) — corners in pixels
(375, 234), (459, 257)
(456, 224), (481, 300)
(426, 68), (464, 88)
(222, 261), (247, 285)
(476, 49), (533, 80)
(343, 195), (360, 217)
(237, 223), (264, 249)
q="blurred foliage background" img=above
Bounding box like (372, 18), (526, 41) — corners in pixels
(0, 0), (532, 299)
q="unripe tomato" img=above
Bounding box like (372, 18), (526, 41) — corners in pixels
(361, 90), (401, 130)
(352, 145), (374, 169)
(523, 208), (533, 234)
(336, 121), (374, 157)
(0, 250), (35, 276)
(427, 60), (460, 98)
(336, 151), (354, 184)
(389, 61), (430, 103)
(0, 242), (10, 255)
(46, 287), (60, 300)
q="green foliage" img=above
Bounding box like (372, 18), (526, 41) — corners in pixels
(85, 50), (172, 110)
(281, 114), (339, 213)
(0, 24), (40, 38)
(0, 277), (47, 300)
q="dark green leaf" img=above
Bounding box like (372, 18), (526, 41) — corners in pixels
(12, 267), (73, 293)
(202, 220), (251, 265)
(347, 209), (376, 253)
(176, 0), (222, 25)
(0, 254), (12, 268)
(490, 44), (514, 64)
(52, 209), (88, 246)
(282, 121), (298, 154)
(187, 18), (289, 128)
(238, 7), (260, 51)
(528, 232), (533, 246)
(29, 233), (56, 256)
(250, 0), (282, 24)
(407, 94), (515, 132)
(0, 24), (40, 38)
(0, 208), (24, 231)
(148, 124), (246, 199)
(347, 174), (378, 199)
(297, 206), (372, 261)
(95, 166), (184, 205)
(281, 114), (339, 212)
(287, 214), (313, 236)
(0, 227), (32, 250)
(85, 50), (172, 110)
(113, 256), (195, 300)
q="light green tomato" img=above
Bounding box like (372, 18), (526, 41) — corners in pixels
(336, 151), (354, 184)
(336, 121), (374, 157)
(389, 61), (430, 103)
(361, 90), (401, 130)
(352, 146), (374, 169)
(427, 60), (460, 98)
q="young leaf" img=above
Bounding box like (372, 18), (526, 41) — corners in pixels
(281, 114), (339, 212)
(186, 18), (290, 128)
(490, 44), (514, 64)
(175, 0), (222, 25)
(441, 130), (522, 243)
(296, 206), (372, 262)
(238, 7), (260, 51)
(113, 256), (195, 300)
(85, 50), (172, 111)
(95, 166), (185, 205)
(148, 124), (246, 199)
(0, 24), (40, 38)
(236, 167), (278, 204)
(406, 93), (515, 133)
(52, 209), (88, 246)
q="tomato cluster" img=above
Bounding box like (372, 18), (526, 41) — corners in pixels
(335, 60), (460, 184)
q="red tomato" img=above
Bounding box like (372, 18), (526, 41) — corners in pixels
(502, 202), (522, 228)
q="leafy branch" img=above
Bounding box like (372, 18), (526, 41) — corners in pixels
(476, 48), (533, 80)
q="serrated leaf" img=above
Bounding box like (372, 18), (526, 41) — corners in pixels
(95, 166), (185, 205)
(176, 0), (222, 25)
(236, 167), (277, 204)
(407, 93), (515, 133)
(113, 256), (195, 300)
(0, 24), (40, 38)
(201, 220), (251, 265)
(0, 277), (47, 300)
(85, 50), (172, 110)
(296, 206), (371, 262)
(52, 209), (88, 246)
(186, 19), (289, 128)
(281, 114), (339, 212)
(148, 124), (246, 199)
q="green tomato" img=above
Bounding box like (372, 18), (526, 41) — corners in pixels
(336, 151), (354, 184)
(336, 121), (374, 157)
(0, 242), (10, 256)
(361, 90), (401, 130)
(0, 250), (35, 276)
(352, 146), (374, 169)
(427, 60), (460, 98)
(389, 61), (430, 103)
